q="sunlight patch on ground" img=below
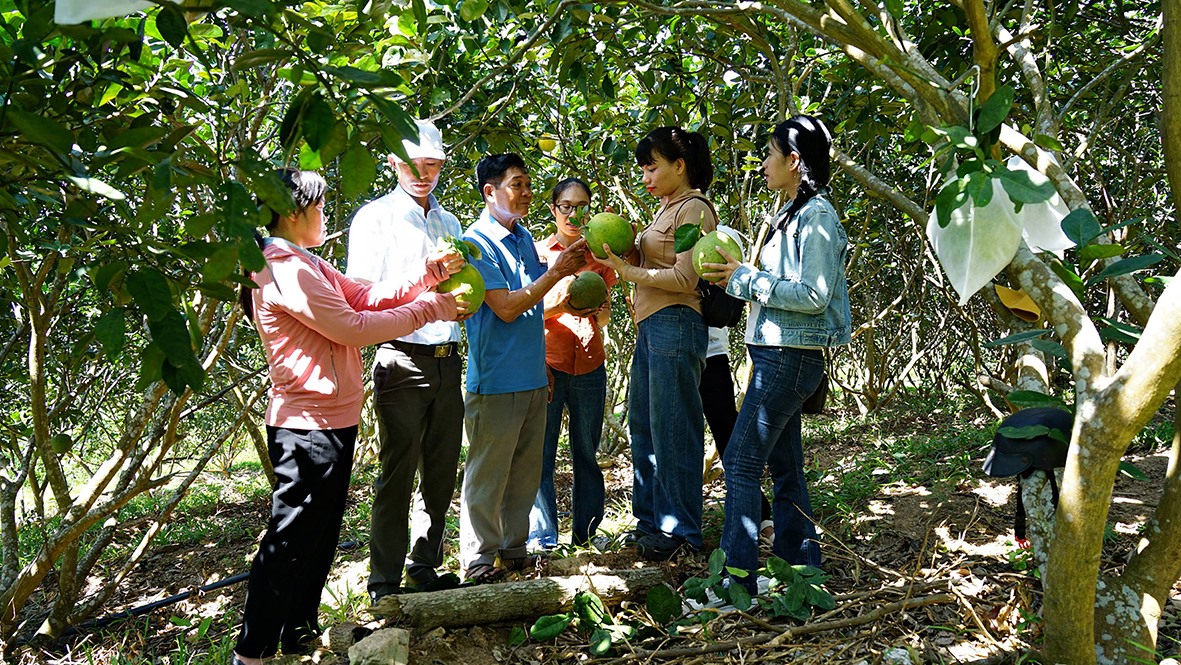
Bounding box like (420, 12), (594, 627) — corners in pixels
(934, 524), (1012, 557)
(971, 480), (1014, 507)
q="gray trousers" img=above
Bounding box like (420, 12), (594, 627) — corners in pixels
(459, 387), (547, 572)
(367, 346), (464, 597)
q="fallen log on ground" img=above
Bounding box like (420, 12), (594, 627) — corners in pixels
(371, 567), (665, 630)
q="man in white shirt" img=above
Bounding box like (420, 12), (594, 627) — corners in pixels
(346, 120), (465, 600)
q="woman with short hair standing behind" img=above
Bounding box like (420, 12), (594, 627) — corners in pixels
(703, 115), (851, 593)
(595, 127), (717, 560)
(232, 169), (467, 665)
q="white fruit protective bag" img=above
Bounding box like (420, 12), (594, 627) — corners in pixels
(927, 157), (1075, 305)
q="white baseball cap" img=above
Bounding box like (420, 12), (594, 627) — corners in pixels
(393, 120), (446, 162)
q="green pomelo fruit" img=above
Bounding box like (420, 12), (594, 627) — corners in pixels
(692, 230), (743, 282)
(567, 271), (608, 310)
(584, 212), (634, 259)
(50, 433), (73, 455)
(437, 264), (486, 312)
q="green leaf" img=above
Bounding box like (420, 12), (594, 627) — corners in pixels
(966, 171), (992, 208)
(1098, 317), (1142, 344)
(148, 308), (199, 366)
(155, 5), (188, 48)
(884, 0), (903, 16)
(529, 613), (572, 641)
(202, 245), (240, 282)
(934, 178), (969, 229)
(765, 556), (792, 582)
(645, 585), (681, 624)
(239, 235), (266, 272)
(1087, 254), (1165, 286)
(460, 0), (488, 21)
(574, 591), (610, 627)
(1029, 338), (1070, 370)
(982, 329), (1047, 348)
(325, 66), (399, 87)
(412, 0), (428, 32)
(197, 281), (238, 301)
(126, 268), (173, 321)
(727, 582), (752, 611)
(302, 92), (335, 152)
(997, 167), (1055, 204)
(976, 85), (1014, 135)
(279, 89), (313, 152)
(1006, 390), (1068, 410)
(809, 586), (836, 610)
(707, 548), (726, 576)
(135, 343), (166, 391)
(94, 308), (126, 359)
(234, 48), (293, 70)
(1049, 259), (1086, 300)
(1034, 134), (1065, 152)
(673, 223), (702, 253)
(1060, 208), (1103, 247)
(90, 260), (129, 292)
(340, 143), (377, 199)
(161, 357), (204, 394)
(240, 157), (296, 218)
(589, 628), (613, 656)
(1078, 243), (1125, 264)
(67, 176), (126, 201)
(1118, 461), (1149, 481)
(218, 180), (259, 236)
(507, 626), (527, 647)
(7, 109), (74, 156)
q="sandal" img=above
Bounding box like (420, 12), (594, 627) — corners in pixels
(463, 563), (504, 585)
(501, 554), (542, 573)
(758, 520), (775, 548)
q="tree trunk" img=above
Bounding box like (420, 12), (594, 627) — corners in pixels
(370, 568), (665, 629)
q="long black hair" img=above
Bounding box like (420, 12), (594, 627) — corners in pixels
(771, 115), (832, 227)
(635, 126), (714, 193)
(237, 168), (328, 320)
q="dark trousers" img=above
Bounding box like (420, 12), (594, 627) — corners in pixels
(235, 425), (356, 658)
(367, 348), (463, 597)
(700, 353), (771, 522)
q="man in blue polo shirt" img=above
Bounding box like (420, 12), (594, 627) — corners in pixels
(458, 153), (588, 583)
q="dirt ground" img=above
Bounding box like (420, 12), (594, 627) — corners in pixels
(25, 406), (1181, 664)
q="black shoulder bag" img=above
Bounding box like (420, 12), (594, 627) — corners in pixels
(676, 196), (746, 328)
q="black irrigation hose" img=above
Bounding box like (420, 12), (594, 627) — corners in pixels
(59, 540), (361, 638)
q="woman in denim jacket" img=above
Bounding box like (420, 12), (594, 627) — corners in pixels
(703, 115), (851, 593)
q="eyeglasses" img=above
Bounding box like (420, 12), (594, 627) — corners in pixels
(554, 203), (590, 215)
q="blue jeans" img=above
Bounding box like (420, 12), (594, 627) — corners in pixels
(721, 345), (824, 592)
(630, 306), (707, 548)
(530, 365), (607, 548)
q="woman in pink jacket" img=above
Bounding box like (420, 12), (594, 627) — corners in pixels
(232, 169), (468, 665)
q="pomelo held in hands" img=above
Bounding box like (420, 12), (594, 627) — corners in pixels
(692, 230), (743, 282)
(567, 271), (608, 311)
(584, 212), (634, 259)
(437, 263), (486, 312)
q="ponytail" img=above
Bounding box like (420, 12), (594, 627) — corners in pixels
(771, 115), (832, 227)
(635, 126), (714, 193)
(237, 228), (266, 321)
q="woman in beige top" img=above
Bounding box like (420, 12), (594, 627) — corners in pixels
(596, 126), (717, 560)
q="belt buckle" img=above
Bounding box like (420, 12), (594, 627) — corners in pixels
(434, 345), (450, 358)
